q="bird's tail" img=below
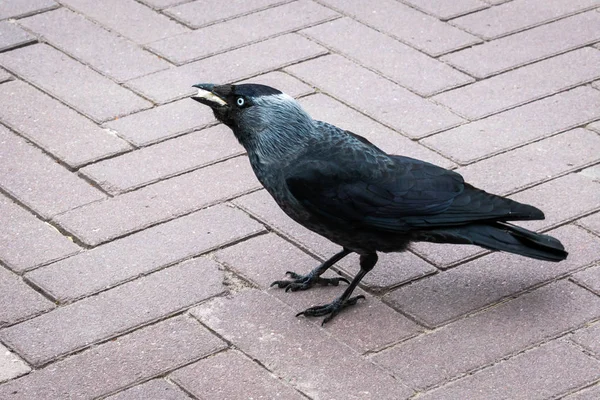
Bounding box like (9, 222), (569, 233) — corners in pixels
(438, 222), (568, 262)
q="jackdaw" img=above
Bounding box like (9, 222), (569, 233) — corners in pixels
(191, 83), (568, 324)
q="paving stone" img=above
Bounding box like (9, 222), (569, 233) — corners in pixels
(593, 79), (600, 90)
(60, 0), (189, 44)
(0, 266), (54, 328)
(373, 280), (600, 390)
(54, 157), (260, 246)
(578, 212), (600, 236)
(319, 0), (481, 56)
(0, 44), (151, 122)
(287, 54), (465, 139)
(0, 21), (34, 52)
(433, 48), (600, 120)
(301, 18), (473, 97)
(0, 344), (30, 384)
(138, 0), (189, 9)
(300, 93), (455, 169)
(573, 322), (600, 356)
(509, 174), (600, 231)
(104, 98), (215, 147)
(27, 205), (264, 302)
(589, 119), (600, 132)
(240, 71), (313, 98)
(171, 350), (304, 399)
(573, 265), (600, 295)
(0, 0), (57, 20)
(0, 315), (225, 399)
(19, 8), (170, 83)
(165, 0), (290, 28)
(81, 125), (244, 193)
(442, 11), (600, 78)
(580, 164), (600, 181)
(385, 225), (599, 327)
(0, 195), (79, 273)
(149, 1), (337, 65)
(126, 34), (326, 104)
(106, 379), (190, 400)
(214, 233), (423, 352)
(2, 258), (225, 366)
(192, 290), (414, 399)
(566, 384), (600, 400)
(400, 0), (488, 19)
(0, 80), (131, 167)
(422, 86), (600, 165)
(418, 340), (600, 400)
(0, 67), (10, 82)
(0, 126), (105, 219)
(451, 0), (600, 40)
(234, 190), (435, 289)
(456, 129), (600, 195)
(127, 34), (325, 103)
(409, 241), (484, 269)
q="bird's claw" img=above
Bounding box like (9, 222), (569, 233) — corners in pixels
(270, 271), (349, 292)
(296, 295), (365, 325)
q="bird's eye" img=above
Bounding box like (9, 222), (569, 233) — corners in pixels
(236, 97), (245, 107)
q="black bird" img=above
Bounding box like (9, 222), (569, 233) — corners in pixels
(191, 83), (568, 324)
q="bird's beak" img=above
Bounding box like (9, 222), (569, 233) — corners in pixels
(191, 83), (227, 108)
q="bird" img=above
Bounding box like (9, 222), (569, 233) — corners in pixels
(191, 83), (568, 325)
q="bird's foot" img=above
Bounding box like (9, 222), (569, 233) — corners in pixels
(296, 295), (365, 325)
(270, 271), (349, 292)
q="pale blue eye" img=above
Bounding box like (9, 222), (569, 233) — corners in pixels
(237, 97), (244, 106)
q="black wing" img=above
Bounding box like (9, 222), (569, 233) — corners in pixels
(285, 154), (542, 233)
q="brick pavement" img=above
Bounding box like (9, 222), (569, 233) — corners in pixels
(1, 0), (599, 398)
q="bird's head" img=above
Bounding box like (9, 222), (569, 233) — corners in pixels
(191, 83), (315, 162)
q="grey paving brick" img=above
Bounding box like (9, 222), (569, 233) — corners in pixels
(27, 205), (263, 302)
(19, 8), (170, 83)
(234, 190), (435, 289)
(0, 266), (54, 328)
(126, 34), (326, 104)
(578, 212), (600, 236)
(442, 11), (600, 78)
(104, 99), (215, 147)
(0, 0), (57, 20)
(509, 174), (600, 232)
(422, 86), (600, 165)
(385, 225), (599, 327)
(0, 315), (225, 399)
(301, 18), (473, 97)
(192, 290), (414, 399)
(573, 322), (600, 356)
(81, 125), (244, 193)
(456, 129), (600, 195)
(0, 344), (30, 383)
(0, 194), (79, 273)
(0, 68), (10, 83)
(418, 340), (600, 400)
(149, 0), (337, 65)
(171, 350), (304, 399)
(451, 0), (600, 40)
(240, 71), (313, 98)
(373, 280), (600, 390)
(589, 119), (600, 132)
(300, 93), (455, 169)
(580, 165), (600, 181)
(0, 44), (151, 122)
(433, 47), (600, 120)
(106, 379), (190, 400)
(0, 21), (34, 52)
(593, 79), (600, 90)
(409, 241), (484, 269)
(54, 157), (260, 246)
(0, 80), (131, 167)
(139, 0), (189, 9)
(0, 125), (105, 219)
(319, 0), (481, 56)
(400, 0), (488, 19)
(566, 384), (600, 400)
(165, 0), (290, 28)
(2, 258), (225, 366)
(60, 0), (189, 44)
(214, 233), (423, 352)
(573, 265), (600, 295)
(287, 55), (465, 139)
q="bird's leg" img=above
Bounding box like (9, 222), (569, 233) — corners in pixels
(271, 248), (352, 292)
(297, 252), (377, 325)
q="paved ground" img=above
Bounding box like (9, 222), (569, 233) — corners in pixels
(1, 0), (600, 398)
